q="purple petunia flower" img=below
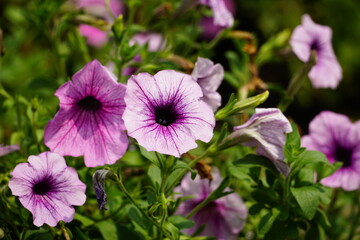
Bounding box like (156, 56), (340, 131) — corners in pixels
(302, 111), (360, 191)
(228, 108), (292, 175)
(290, 14), (342, 89)
(199, 0), (234, 28)
(199, 0), (235, 39)
(0, 144), (19, 157)
(8, 152), (86, 227)
(175, 168), (247, 240)
(123, 32), (166, 76)
(76, 0), (125, 47)
(191, 57), (224, 111)
(44, 59), (128, 167)
(123, 70), (215, 157)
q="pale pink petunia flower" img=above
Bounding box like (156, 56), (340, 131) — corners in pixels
(191, 57), (224, 111)
(76, 0), (125, 47)
(9, 152), (86, 227)
(302, 111), (360, 191)
(199, 0), (234, 28)
(0, 144), (20, 157)
(228, 108), (292, 175)
(44, 59), (128, 167)
(123, 70), (215, 157)
(175, 168), (247, 240)
(290, 14), (342, 89)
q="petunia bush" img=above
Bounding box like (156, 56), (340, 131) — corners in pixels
(1, 0), (360, 240)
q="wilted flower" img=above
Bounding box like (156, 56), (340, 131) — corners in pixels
(199, 0), (235, 39)
(199, 0), (234, 28)
(302, 111), (360, 191)
(123, 70), (215, 157)
(175, 168), (247, 240)
(44, 59), (128, 167)
(227, 108), (292, 175)
(77, 0), (125, 47)
(0, 144), (19, 157)
(191, 57), (224, 111)
(8, 152), (86, 227)
(290, 14), (342, 89)
(123, 32), (166, 76)
(93, 169), (114, 210)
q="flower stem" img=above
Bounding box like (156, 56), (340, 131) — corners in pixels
(278, 51), (317, 112)
(185, 197), (211, 219)
(347, 191), (360, 240)
(116, 177), (173, 240)
(166, 150), (210, 194)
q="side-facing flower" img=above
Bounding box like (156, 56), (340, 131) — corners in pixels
(191, 57), (224, 111)
(44, 59), (128, 167)
(290, 14), (342, 89)
(227, 108), (292, 175)
(123, 70), (215, 157)
(77, 0), (125, 47)
(0, 144), (19, 157)
(302, 111), (360, 191)
(199, 0), (235, 39)
(175, 168), (247, 240)
(9, 152), (86, 227)
(199, 0), (234, 28)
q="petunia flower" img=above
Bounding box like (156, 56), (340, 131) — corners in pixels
(227, 108), (292, 175)
(76, 0), (125, 47)
(199, 0), (235, 39)
(123, 32), (166, 76)
(302, 111), (360, 191)
(8, 151), (86, 227)
(191, 57), (224, 111)
(0, 144), (19, 157)
(123, 70), (215, 157)
(290, 14), (342, 89)
(44, 59), (128, 167)
(174, 168), (247, 240)
(199, 0), (234, 28)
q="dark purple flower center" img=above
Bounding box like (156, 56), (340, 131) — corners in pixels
(77, 96), (102, 111)
(335, 146), (353, 167)
(310, 39), (321, 51)
(33, 180), (52, 195)
(154, 104), (178, 126)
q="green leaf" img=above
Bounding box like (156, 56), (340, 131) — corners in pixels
(74, 213), (94, 227)
(168, 215), (195, 230)
(290, 186), (323, 220)
(258, 210), (278, 237)
(22, 228), (54, 240)
(139, 146), (163, 166)
(315, 209), (331, 229)
(295, 150), (338, 180)
(147, 164), (161, 191)
(233, 154), (279, 175)
(95, 220), (118, 240)
(284, 122), (306, 162)
(163, 222), (179, 240)
(128, 206), (150, 230)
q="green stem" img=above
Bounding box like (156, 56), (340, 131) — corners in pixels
(14, 94), (22, 131)
(186, 197), (211, 219)
(116, 177), (173, 239)
(278, 51), (317, 112)
(166, 150), (210, 194)
(347, 191), (360, 240)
